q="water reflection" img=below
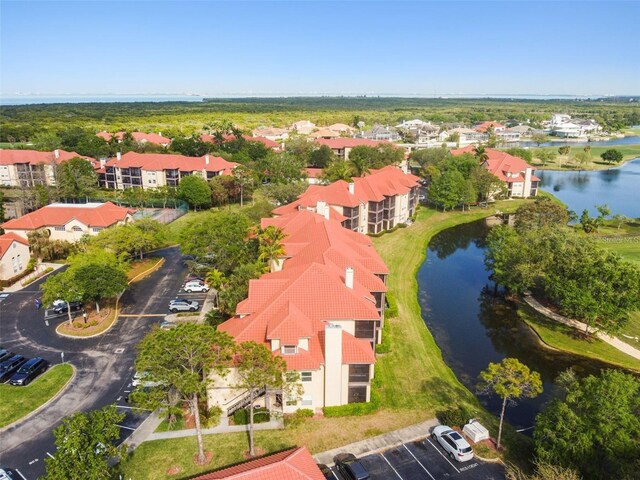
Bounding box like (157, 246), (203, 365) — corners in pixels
(418, 220), (626, 429)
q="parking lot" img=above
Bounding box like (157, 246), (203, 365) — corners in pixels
(329, 437), (504, 480)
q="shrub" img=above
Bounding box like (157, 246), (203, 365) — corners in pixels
(232, 407), (270, 425)
(436, 404), (476, 428)
(284, 408), (314, 427)
(202, 405), (223, 428)
(205, 309), (229, 328)
(385, 292), (399, 319)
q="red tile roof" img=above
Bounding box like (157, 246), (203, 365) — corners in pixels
(104, 152), (238, 174)
(316, 138), (385, 149)
(192, 446), (324, 480)
(0, 149), (93, 166)
(474, 121), (505, 133)
(273, 166), (419, 214)
(2, 202), (134, 231)
(0, 233), (29, 259)
(450, 146), (539, 182)
(305, 168), (323, 178)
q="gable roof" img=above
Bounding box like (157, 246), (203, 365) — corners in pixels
(104, 152), (238, 174)
(192, 446), (324, 480)
(474, 121), (505, 132)
(0, 149), (94, 167)
(96, 131), (171, 145)
(0, 233), (29, 259)
(450, 146), (539, 182)
(2, 202), (134, 231)
(316, 138), (385, 149)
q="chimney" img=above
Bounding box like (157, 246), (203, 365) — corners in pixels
(158, 131), (162, 137)
(316, 200), (330, 220)
(348, 182), (355, 195)
(54, 149), (60, 159)
(116, 151), (122, 161)
(205, 154), (210, 165)
(324, 323), (343, 406)
(99, 158), (107, 168)
(345, 267), (354, 289)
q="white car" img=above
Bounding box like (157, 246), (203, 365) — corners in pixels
(132, 371), (164, 388)
(431, 425), (474, 462)
(183, 281), (210, 293)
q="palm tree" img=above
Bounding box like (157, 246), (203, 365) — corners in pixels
(321, 161), (352, 183)
(258, 226), (286, 272)
(473, 145), (489, 163)
(349, 156), (370, 177)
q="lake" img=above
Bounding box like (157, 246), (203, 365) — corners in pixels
(417, 219), (624, 429)
(537, 157), (640, 218)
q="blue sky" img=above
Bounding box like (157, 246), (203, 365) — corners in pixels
(1, 1), (638, 96)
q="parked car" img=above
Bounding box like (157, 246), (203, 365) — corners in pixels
(0, 349), (12, 363)
(334, 453), (370, 480)
(159, 320), (176, 330)
(8, 357), (48, 386)
(418, 194), (426, 201)
(183, 280), (210, 293)
(52, 300), (84, 314)
(168, 298), (199, 313)
(0, 467), (16, 480)
(431, 425), (474, 462)
(132, 371), (164, 388)
(317, 464), (334, 480)
(0, 355), (27, 383)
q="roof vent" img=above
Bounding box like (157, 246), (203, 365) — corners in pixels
(348, 182), (355, 195)
(345, 267), (354, 289)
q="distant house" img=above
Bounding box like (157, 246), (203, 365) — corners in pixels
(396, 120), (442, 144)
(451, 146), (539, 198)
(474, 121), (506, 133)
(290, 120), (316, 135)
(547, 115), (603, 137)
(360, 124), (401, 142)
(0, 149), (97, 187)
(308, 128), (341, 139)
(251, 127), (289, 142)
(191, 447), (324, 479)
(305, 168), (324, 184)
(315, 138), (386, 160)
(100, 152), (238, 189)
(96, 131), (171, 147)
(0, 233), (30, 282)
(273, 166), (420, 234)
(201, 134), (281, 151)
(327, 123), (357, 135)
(1, 202), (135, 243)
(448, 127), (488, 145)
(505, 125), (535, 137)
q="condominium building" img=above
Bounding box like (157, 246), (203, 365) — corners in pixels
(0, 149), (96, 187)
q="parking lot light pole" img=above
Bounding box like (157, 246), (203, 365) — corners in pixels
(61, 352), (65, 364)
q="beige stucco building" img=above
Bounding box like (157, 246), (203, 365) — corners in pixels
(0, 233), (30, 282)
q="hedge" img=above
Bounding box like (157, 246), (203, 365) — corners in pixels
(232, 407), (270, 425)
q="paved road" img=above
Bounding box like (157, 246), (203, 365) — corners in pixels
(0, 246), (187, 479)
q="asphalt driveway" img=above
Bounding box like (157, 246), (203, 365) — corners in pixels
(0, 246), (186, 479)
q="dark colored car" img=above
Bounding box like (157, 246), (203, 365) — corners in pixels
(0, 349), (12, 363)
(53, 300), (84, 314)
(334, 453), (370, 480)
(0, 355), (27, 383)
(9, 357), (49, 386)
(317, 464), (334, 480)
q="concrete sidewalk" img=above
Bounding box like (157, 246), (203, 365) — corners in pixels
(313, 418), (440, 466)
(2, 262), (64, 292)
(123, 411), (163, 451)
(524, 295), (640, 362)
(147, 417), (284, 441)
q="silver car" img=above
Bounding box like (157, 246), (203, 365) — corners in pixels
(431, 425), (474, 462)
(168, 298), (199, 313)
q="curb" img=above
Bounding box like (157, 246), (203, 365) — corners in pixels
(0, 364), (77, 433)
(55, 257), (165, 339)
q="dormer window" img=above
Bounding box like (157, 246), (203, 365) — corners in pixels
(282, 345), (298, 355)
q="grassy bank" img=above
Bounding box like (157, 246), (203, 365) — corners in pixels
(519, 304), (640, 372)
(121, 200), (532, 479)
(0, 364), (74, 427)
(528, 143), (640, 171)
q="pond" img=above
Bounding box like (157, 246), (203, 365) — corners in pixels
(417, 219), (620, 430)
(537, 158), (640, 218)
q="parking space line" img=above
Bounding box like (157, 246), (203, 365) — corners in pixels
(15, 469), (27, 480)
(115, 405), (150, 410)
(402, 444), (436, 480)
(116, 424), (137, 431)
(45, 452), (55, 459)
(380, 452), (404, 479)
(329, 468), (340, 480)
(426, 437), (460, 473)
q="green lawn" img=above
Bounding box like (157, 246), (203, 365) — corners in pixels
(0, 363), (74, 427)
(519, 305), (640, 372)
(619, 311), (640, 350)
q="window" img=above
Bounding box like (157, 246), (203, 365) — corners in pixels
(301, 395), (312, 406)
(282, 345), (297, 355)
(55, 226), (65, 231)
(354, 321), (376, 339)
(16, 254), (23, 270)
(349, 364), (370, 383)
(348, 386), (367, 404)
(72, 226), (83, 232)
(92, 227), (103, 233)
(301, 372), (312, 382)
(11, 256), (18, 273)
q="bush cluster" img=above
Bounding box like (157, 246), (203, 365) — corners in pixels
(435, 404), (476, 428)
(232, 407), (270, 425)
